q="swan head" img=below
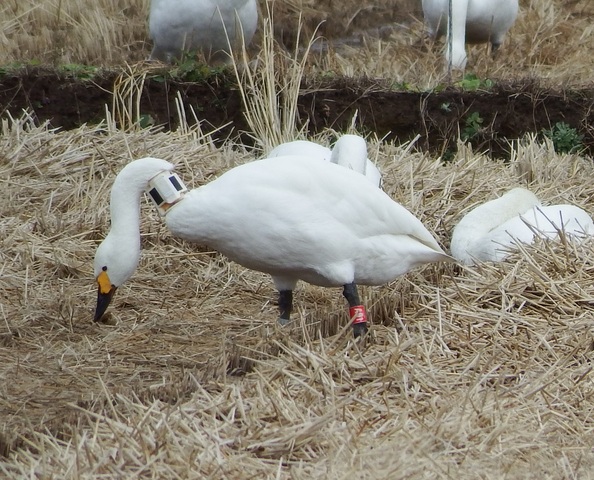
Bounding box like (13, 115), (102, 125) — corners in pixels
(93, 232), (142, 322)
(93, 157), (176, 322)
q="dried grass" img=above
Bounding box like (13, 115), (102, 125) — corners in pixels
(320, 0), (594, 88)
(230, 5), (317, 153)
(1, 0), (594, 477)
(0, 0), (150, 65)
(1, 111), (594, 477)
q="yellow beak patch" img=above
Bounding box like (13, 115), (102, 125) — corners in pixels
(97, 270), (113, 294)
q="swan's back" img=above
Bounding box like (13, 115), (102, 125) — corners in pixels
(495, 204), (594, 241)
(268, 141), (331, 161)
(269, 137), (382, 187)
(452, 188), (593, 264)
(166, 156), (449, 286)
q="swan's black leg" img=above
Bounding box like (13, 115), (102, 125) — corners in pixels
(491, 41), (502, 59)
(343, 282), (368, 338)
(278, 290), (293, 326)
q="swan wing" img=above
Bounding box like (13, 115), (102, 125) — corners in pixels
(463, 204), (594, 263)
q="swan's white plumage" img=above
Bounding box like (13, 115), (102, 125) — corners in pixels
(268, 135), (382, 188)
(149, 0), (258, 63)
(422, 0), (519, 69)
(94, 157), (450, 322)
(167, 156), (446, 288)
(268, 140), (330, 162)
(451, 187), (594, 265)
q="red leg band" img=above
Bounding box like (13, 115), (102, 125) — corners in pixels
(349, 305), (367, 325)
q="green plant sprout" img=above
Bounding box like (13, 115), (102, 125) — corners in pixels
(461, 111), (484, 141)
(542, 121), (584, 154)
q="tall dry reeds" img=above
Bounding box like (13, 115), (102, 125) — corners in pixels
(230, 5), (319, 152)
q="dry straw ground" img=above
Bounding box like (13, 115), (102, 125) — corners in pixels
(1, 0), (594, 479)
(3, 114), (594, 478)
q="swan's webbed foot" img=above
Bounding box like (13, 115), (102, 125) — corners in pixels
(277, 316), (291, 326)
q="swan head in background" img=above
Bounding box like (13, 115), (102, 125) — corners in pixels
(93, 156), (450, 337)
(422, 0), (519, 69)
(149, 0), (258, 64)
(451, 187), (593, 265)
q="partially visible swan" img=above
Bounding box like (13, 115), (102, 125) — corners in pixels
(268, 135), (382, 188)
(422, 0), (519, 70)
(93, 157), (451, 337)
(451, 187), (594, 265)
(149, 0), (258, 64)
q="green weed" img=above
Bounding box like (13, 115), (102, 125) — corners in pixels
(59, 64), (99, 80)
(542, 121), (584, 154)
(461, 111), (484, 141)
(456, 73), (494, 91)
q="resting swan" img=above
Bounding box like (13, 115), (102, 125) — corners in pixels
(422, 0), (519, 69)
(149, 0), (258, 64)
(451, 187), (594, 265)
(93, 157), (451, 337)
(268, 135), (382, 188)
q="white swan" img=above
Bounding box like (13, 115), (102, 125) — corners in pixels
(451, 187), (594, 265)
(268, 135), (382, 188)
(94, 157), (451, 337)
(422, 0), (519, 69)
(149, 0), (258, 64)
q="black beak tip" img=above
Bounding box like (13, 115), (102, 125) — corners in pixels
(94, 288), (116, 323)
(93, 309), (106, 323)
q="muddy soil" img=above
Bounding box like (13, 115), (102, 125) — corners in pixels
(1, 68), (593, 158)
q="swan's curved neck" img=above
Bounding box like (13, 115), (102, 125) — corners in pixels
(108, 170), (151, 236)
(331, 137), (367, 173)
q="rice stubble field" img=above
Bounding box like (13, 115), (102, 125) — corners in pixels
(1, 0), (594, 478)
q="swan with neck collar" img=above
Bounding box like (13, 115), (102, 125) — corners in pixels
(149, 0), (258, 64)
(93, 156), (451, 337)
(451, 187), (594, 265)
(422, 0), (519, 69)
(268, 135), (382, 188)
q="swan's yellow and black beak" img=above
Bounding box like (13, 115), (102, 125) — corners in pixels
(94, 269), (117, 322)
